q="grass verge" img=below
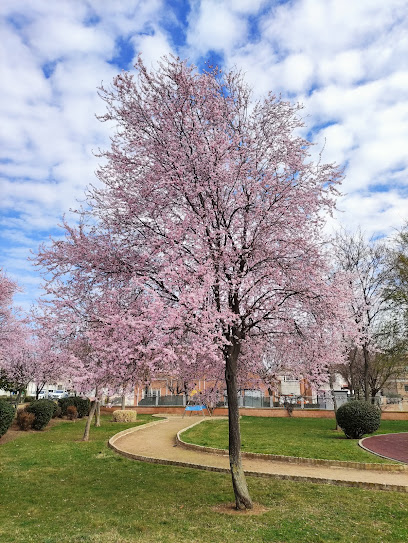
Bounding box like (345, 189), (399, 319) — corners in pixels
(0, 415), (407, 542)
(182, 416), (408, 463)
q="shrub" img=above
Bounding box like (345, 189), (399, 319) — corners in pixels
(336, 400), (381, 439)
(74, 397), (90, 418)
(16, 409), (35, 431)
(58, 397), (90, 418)
(24, 396), (35, 403)
(26, 399), (54, 430)
(112, 410), (137, 423)
(41, 399), (59, 418)
(66, 405), (78, 421)
(0, 400), (15, 438)
(0, 396), (17, 404)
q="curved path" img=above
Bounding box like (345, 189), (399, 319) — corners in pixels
(361, 433), (408, 463)
(108, 416), (408, 493)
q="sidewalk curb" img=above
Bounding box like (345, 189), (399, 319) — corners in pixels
(177, 420), (407, 472)
(108, 417), (408, 493)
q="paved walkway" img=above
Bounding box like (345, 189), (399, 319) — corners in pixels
(361, 433), (408, 463)
(108, 416), (408, 493)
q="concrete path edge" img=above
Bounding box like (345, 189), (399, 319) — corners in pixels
(176, 422), (407, 472)
(107, 417), (408, 493)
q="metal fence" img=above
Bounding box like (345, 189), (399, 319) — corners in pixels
(136, 392), (403, 410)
(138, 394), (186, 406)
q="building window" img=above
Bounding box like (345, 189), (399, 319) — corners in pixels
(404, 385), (408, 392)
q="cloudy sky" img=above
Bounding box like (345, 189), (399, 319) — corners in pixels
(1, 0), (408, 308)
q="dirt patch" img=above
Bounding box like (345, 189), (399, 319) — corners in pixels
(212, 502), (269, 515)
(0, 427), (29, 445)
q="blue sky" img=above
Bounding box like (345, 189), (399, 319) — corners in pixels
(1, 0), (408, 309)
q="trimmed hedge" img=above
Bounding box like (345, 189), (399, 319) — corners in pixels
(112, 410), (137, 423)
(0, 400), (15, 437)
(336, 400), (381, 439)
(26, 400), (54, 430)
(58, 397), (90, 418)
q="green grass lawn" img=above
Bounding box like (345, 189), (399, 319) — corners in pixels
(182, 416), (408, 463)
(0, 415), (407, 543)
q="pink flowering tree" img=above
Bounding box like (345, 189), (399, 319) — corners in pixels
(0, 323), (37, 403)
(0, 270), (20, 361)
(33, 270), (159, 439)
(37, 56), (348, 509)
(29, 316), (68, 399)
(0, 271), (32, 399)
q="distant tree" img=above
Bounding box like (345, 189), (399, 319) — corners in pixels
(0, 271), (34, 403)
(389, 223), (408, 319)
(29, 316), (68, 399)
(0, 270), (20, 361)
(332, 230), (395, 401)
(37, 56), (347, 509)
(0, 333), (36, 403)
(0, 370), (14, 392)
(336, 336), (405, 401)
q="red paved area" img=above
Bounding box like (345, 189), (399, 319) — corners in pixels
(361, 433), (408, 463)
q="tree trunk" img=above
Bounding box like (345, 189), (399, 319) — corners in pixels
(329, 374), (340, 431)
(82, 400), (97, 442)
(225, 343), (253, 510)
(362, 344), (370, 402)
(121, 394), (126, 410)
(94, 400), (101, 427)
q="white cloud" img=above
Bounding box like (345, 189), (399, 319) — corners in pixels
(132, 30), (175, 69)
(334, 190), (408, 238)
(315, 124), (354, 166)
(226, 0), (267, 14)
(1, 0), (408, 305)
(186, 0), (247, 55)
(0, 0), (167, 306)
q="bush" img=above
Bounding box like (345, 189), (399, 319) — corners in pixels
(26, 399), (54, 430)
(24, 396), (35, 403)
(16, 409), (35, 431)
(41, 399), (59, 418)
(0, 396), (17, 404)
(58, 397), (90, 418)
(58, 397), (71, 417)
(66, 405), (78, 421)
(112, 410), (137, 423)
(336, 400), (381, 439)
(0, 400), (15, 438)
